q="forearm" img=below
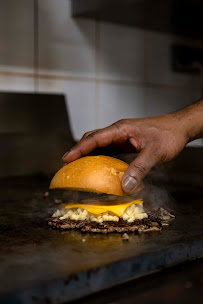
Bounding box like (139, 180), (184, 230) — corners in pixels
(63, 99), (203, 192)
(174, 99), (203, 143)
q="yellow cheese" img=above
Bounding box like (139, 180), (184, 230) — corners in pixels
(64, 200), (143, 217)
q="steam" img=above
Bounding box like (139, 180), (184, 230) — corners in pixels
(118, 153), (176, 213)
(60, 184), (175, 215)
(142, 184), (176, 213)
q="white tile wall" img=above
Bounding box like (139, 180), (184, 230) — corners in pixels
(38, 78), (96, 140)
(38, 0), (96, 78)
(0, 0), (202, 148)
(144, 31), (203, 88)
(0, 0), (34, 74)
(0, 74), (34, 92)
(99, 23), (145, 82)
(145, 87), (202, 117)
(98, 83), (145, 128)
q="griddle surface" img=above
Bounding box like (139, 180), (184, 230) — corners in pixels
(0, 178), (202, 303)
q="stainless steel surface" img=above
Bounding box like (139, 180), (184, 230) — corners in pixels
(0, 178), (202, 303)
(0, 92), (75, 178)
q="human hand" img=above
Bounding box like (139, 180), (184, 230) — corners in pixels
(62, 100), (203, 194)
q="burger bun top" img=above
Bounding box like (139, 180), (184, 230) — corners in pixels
(50, 155), (129, 196)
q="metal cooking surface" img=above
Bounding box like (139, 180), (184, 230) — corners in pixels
(0, 178), (203, 303)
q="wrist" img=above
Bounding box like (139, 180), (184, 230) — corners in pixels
(173, 100), (203, 143)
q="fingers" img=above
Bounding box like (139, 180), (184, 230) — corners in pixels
(62, 125), (117, 163)
(121, 146), (160, 194)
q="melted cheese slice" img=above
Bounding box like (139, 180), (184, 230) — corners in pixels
(64, 199), (143, 217)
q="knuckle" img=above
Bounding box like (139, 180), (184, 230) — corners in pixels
(131, 163), (147, 176)
(87, 132), (96, 139)
(113, 120), (129, 140)
(83, 132), (89, 138)
(78, 147), (85, 157)
(83, 129), (98, 139)
(116, 119), (127, 126)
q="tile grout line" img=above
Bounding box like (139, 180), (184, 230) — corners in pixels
(0, 70), (201, 92)
(95, 20), (101, 129)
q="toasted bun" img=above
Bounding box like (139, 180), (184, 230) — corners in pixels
(50, 155), (129, 196)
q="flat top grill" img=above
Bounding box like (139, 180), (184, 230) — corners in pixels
(0, 177), (203, 303)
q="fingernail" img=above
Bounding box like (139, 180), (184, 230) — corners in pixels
(124, 176), (137, 193)
(62, 151), (69, 159)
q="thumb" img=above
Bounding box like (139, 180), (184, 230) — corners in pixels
(121, 148), (158, 194)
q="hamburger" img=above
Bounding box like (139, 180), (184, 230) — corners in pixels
(47, 155), (172, 233)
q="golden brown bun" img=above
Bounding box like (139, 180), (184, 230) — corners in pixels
(50, 155), (129, 196)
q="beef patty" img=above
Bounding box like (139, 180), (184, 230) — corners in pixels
(47, 216), (164, 233)
(47, 207), (174, 233)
